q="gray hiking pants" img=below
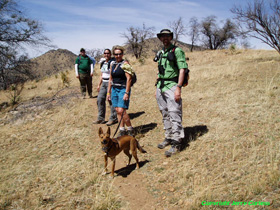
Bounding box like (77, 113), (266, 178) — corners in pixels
(156, 85), (184, 143)
(97, 82), (117, 121)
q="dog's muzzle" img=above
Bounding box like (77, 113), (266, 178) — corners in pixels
(102, 146), (108, 152)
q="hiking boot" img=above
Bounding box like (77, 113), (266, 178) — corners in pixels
(165, 142), (181, 157)
(106, 119), (118, 126)
(127, 129), (134, 136)
(157, 138), (172, 149)
(92, 120), (106, 124)
(117, 130), (127, 137)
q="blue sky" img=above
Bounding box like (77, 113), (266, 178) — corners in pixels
(19, 0), (271, 57)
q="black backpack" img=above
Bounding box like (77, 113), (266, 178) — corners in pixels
(100, 57), (116, 70)
(157, 46), (190, 87)
(111, 60), (137, 87)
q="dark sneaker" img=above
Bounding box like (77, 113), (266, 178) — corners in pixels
(165, 142), (181, 157)
(127, 129), (134, 136)
(92, 120), (106, 124)
(117, 130), (127, 137)
(157, 138), (172, 149)
(106, 119), (118, 126)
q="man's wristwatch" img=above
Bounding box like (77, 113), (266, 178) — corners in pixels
(177, 84), (182, 88)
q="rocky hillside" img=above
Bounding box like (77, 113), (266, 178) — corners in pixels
(31, 49), (77, 78)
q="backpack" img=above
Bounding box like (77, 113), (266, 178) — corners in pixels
(157, 46), (189, 87)
(131, 71), (137, 87)
(120, 61), (137, 87)
(111, 60), (137, 87)
(100, 57), (116, 70)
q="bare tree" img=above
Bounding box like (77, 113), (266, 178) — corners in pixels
(168, 17), (186, 46)
(0, 48), (35, 90)
(0, 0), (51, 48)
(201, 16), (238, 50)
(231, 0), (280, 54)
(188, 17), (200, 52)
(122, 23), (155, 59)
(86, 48), (104, 62)
(0, 0), (51, 89)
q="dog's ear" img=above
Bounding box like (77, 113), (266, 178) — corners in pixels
(106, 127), (111, 137)
(98, 127), (103, 137)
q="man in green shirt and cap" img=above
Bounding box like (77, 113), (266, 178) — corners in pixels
(75, 48), (95, 98)
(155, 29), (188, 157)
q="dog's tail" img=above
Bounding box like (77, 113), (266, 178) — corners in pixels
(137, 141), (147, 153)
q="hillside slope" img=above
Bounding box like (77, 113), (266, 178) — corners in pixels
(0, 49), (279, 209)
(31, 49), (77, 78)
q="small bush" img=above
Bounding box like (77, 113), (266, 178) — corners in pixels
(8, 84), (24, 105)
(229, 44), (237, 54)
(60, 72), (70, 87)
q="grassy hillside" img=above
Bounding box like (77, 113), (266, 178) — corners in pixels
(0, 49), (279, 209)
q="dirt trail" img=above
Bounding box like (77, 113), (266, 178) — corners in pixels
(104, 141), (159, 210)
(87, 95), (158, 210)
(114, 166), (156, 210)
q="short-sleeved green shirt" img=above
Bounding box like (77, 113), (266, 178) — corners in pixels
(157, 44), (188, 92)
(75, 55), (93, 74)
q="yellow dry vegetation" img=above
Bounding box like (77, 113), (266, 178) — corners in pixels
(0, 49), (279, 209)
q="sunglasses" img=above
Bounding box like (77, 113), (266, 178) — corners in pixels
(114, 53), (123, 56)
(104, 53), (110, 55)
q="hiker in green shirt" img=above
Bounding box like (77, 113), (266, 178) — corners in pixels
(155, 29), (188, 157)
(75, 48), (95, 98)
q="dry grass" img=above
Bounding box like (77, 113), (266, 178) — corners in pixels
(0, 49), (279, 210)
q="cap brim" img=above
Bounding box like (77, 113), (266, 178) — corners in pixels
(157, 33), (173, 39)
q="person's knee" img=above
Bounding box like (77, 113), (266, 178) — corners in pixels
(97, 97), (105, 105)
(116, 108), (125, 115)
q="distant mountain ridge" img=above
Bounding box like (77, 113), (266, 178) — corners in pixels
(31, 38), (201, 79)
(31, 49), (77, 78)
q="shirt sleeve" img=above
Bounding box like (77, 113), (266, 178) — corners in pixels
(175, 48), (188, 69)
(75, 64), (79, 76)
(90, 64), (94, 74)
(75, 57), (79, 64)
(91, 57), (96, 67)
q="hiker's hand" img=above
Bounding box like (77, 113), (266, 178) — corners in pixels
(76, 75), (80, 79)
(97, 85), (100, 92)
(107, 94), (111, 101)
(90, 73), (93, 77)
(174, 87), (181, 102)
(123, 93), (129, 101)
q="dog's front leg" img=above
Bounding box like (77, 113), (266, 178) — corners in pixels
(111, 157), (116, 178)
(103, 154), (108, 175)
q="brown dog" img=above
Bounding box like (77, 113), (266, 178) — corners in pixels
(98, 127), (147, 177)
